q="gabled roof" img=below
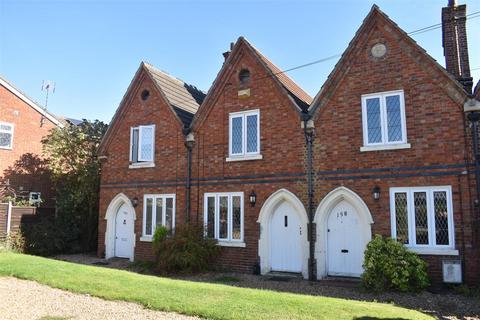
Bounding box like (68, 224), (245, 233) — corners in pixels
(0, 75), (63, 128)
(98, 62), (205, 154)
(143, 63), (206, 126)
(191, 37), (312, 130)
(251, 45), (313, 109)
(308, 5), (468, 116)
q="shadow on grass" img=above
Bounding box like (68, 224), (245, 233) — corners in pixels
(354, 318), (410, 320)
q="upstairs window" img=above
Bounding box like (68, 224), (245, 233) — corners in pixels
(361, 90), (407, 149)
(228, 110), (260, 160)
(0, 122), (14, 150)
(130, 125), (155, 165)
(390, 186), (454, 253)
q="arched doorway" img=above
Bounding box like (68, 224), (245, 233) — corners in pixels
(258, 189), (309, 278)
(314, 187), (373, 278)
(105, 193), (136, 261)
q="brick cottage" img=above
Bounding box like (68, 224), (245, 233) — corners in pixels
(0, 76), (64, 208)
(97, 3), (480, 285)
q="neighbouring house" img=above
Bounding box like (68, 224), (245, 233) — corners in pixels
(97, 2), (479, 285)
(0, 76), (64, 208)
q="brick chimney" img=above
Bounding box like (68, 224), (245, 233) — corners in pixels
(442, 0), (473, 94)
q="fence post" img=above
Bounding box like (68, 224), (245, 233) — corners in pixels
(6, 201), (12, 236)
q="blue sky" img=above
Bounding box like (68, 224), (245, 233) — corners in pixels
(1, 0), (479, 123)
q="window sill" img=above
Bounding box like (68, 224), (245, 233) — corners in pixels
(129, 162), (155, 169)
(217, 241), (246, 248)
(408, 248), (459, 256)
(140, 236), (153, 242)
(360, 143), (411, 152)
(0, 146), (12, 150)
(226, 154), (263, 162)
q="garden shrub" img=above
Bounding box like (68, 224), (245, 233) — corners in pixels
(362, 235), (429, 292)
(152, 224), (220, 273)
(21, 217), (66, 256)
(6, 231), (26, 253)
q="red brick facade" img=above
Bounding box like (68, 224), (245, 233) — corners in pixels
(0, 78), (60, 207)
(97, 6), (479, 285)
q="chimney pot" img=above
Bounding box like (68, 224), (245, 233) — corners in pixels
(448, 0), (456, 7)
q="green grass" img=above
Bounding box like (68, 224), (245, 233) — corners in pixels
(0, 252), (432, 320)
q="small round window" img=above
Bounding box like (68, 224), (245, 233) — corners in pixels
(239, 69), (250, 84)
(141, 89), (150, 101)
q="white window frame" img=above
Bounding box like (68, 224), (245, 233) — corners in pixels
(227, 110), (262, 161)
(390, 186), (457, 255)
(141, 194), (175, 241)
(204, 192), (245, 247)
(129, 124), (155, 168)
(0, 122), (14, 150)
(360, 90), (410, 152)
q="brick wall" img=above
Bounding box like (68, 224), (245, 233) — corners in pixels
(97, 12), (479, 285)
(0, 84), (57, 207)
(311, 17), (477, 284)
(98, 71), (188, 259)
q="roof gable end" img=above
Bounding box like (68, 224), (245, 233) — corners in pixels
(309, 5), (468, 117)
(0, 76), (63, 128)
(191, 37), (312, 131)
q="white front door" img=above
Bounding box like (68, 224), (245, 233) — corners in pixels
(270, 201), (302, 273)
(115, 203), (134, 259)
(327, 200), (365, 277)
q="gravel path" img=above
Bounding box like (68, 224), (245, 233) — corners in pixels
(0, 277), (197, 320)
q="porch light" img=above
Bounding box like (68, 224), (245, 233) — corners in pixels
(372, 186), (381, 201)
(131, 197), (139, 208)
(249, 190), (257, 207)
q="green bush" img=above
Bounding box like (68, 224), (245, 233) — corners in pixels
(362, 235), (430, 292)
(152, 224), (220, 274)
(21, 217), (66, 256)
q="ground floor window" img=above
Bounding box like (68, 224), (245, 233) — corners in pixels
(143, 194), (175, 237)
(390, 186), (454, 250)
(204, 192), (244, 243)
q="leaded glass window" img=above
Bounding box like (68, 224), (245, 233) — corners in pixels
(219, 196), (229, 240)
(130, 125), (155, 163)
(145, 198), (153, 236)
(204, 192), (244, 242)
(414, 192), (429, 245)
(231, 116), (243, 154)
(143, 194), (175, 237)
(362, 91), (406, 146)
(390, 187), (453, 250)
(394, 192), (409, 244)
(386, 95), (402, 142)
(366, 98), (382, 144)
(434, 191), (449, 245)
(229, 110), (260, 157)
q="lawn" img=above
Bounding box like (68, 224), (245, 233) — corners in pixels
(0, 252), (432, 320)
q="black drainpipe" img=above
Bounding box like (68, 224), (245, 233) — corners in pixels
(467, 111), (480, 206)
(302, 112), (315, 281)
(184, 128), (194, 224)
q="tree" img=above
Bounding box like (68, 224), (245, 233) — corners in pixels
(42, 120), (108, 252)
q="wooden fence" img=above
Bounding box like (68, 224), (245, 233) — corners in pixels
(0, 203), (54, 240)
